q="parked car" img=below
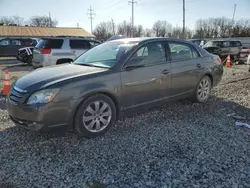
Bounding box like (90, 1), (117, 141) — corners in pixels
(32, 36), (102, 68)
(0, 37), (39, 57)
(247, 54), (250, 72)
(107, 35), (124, 41)
(203, 39), (242, 62)
(16, 38), (41, 65)
(7, 37), (223, 138)
(188, 39), (206, 48)
(236, 47), (250, 64)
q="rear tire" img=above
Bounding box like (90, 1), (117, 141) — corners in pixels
(193, 75), (212, 103)
(74, 94), (117, 138)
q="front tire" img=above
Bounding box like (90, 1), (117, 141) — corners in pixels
(26, 56), (33, 66)
(74, 94), (117, 138)
(193, 75), (212, 103)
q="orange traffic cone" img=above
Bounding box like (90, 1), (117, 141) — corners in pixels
(3, 69), (10, 96)
(225, 55), (231, 67)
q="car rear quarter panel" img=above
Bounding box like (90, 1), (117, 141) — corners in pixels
(202, 55), (223, 87)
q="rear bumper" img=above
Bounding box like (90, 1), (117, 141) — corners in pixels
(7, 99), (82, 132)
(32, 54), (53, 68)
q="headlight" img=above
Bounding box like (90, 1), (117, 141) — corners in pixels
(27, 88), (60, 105)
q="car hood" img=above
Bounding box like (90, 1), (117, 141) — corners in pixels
(14, 64), (107, 92)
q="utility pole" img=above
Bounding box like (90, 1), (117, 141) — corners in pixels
(49, 12), (52, 27)
(232, 4), (237, 23)
(87, 6), (95, 33)
(230, 4), (237, 37)
(182, 0), (185, 39)
(111, 18), (115, 35)
(128, 0), (137, 37)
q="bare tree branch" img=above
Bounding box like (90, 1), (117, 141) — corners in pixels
(0, 16), (24, 25)
(29, 16), (58, 27)
(93, 21), (113, 40)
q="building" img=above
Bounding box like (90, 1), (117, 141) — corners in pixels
(0, 25), (95, 38)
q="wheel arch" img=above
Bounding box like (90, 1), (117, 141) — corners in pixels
(200, 72), (214, 87)
(70, 90), (120, 129)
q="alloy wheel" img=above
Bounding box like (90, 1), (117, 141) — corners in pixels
(82, 100), (112, 133)
(197, 77), (211, 101)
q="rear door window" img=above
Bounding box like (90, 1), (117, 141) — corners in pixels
(20, 39), (32, 46)
(231, 41), (242, 47)
(168, 42), (193, 61)
(70, 40), (91, 49)
(222, 41), (230, 48)
(36, 39), (63, 49)
(12, 39), (21, 46)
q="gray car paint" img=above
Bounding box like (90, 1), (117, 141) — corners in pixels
(7, 37), (224, 132)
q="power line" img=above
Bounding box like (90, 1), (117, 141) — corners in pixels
(96, 0), (125, 14)
(87, 6), (95, 33)
(128, 0), (137, 37)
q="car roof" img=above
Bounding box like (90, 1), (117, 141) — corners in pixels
(107, 37), (192, 44)
(40, 37), (101, 43)
(208, 39), (241, 42)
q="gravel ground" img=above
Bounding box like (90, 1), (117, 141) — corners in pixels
(1, 66), (250, 188)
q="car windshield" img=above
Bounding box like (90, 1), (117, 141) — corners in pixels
(73, 41), (138, 68)
(204, 41), (220, 47)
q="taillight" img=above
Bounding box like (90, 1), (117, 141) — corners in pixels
(217, 57), (222, 64)
(40, 48), (51, 54)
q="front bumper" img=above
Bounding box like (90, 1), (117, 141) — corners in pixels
(7, 99), (82, 132)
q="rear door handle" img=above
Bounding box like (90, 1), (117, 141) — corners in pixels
(162, 69), (169, 75)
(196, 63), (201, 68)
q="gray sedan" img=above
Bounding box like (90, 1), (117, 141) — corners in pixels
(7, 37), (223, 138)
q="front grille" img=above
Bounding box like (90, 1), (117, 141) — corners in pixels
(9, 86), (27, 104)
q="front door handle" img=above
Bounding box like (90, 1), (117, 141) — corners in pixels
(162, 69), (169, 75)
(196, 63), (201, 68)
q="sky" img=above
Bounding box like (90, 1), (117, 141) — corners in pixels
(0, 0), (249, 33)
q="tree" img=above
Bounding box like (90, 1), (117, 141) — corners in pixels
(144, 28), (153, 37)
(232, 19), (250, 37)
(92, 21), (113, 40)
(192, 17), (250, 38)
(171, 26), (182, 38)
(117, 20), (132, 37)
(0, 16), (24, 25)
(29, 16), (58, 27)
(134, 25), (144, 37)
(152, 20), (172, 37)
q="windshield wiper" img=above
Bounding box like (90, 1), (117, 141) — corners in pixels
(75, 63), (108, 68)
